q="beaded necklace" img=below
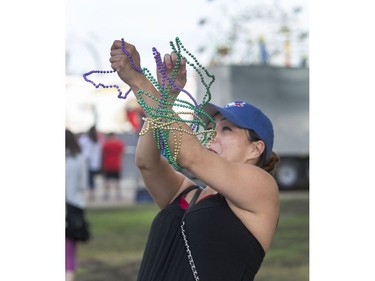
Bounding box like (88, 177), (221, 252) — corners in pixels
(83, 37), (216, 169)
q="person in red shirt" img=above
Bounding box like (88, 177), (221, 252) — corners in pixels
(102, 132), (125, 200)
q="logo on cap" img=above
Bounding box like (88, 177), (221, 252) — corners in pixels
(224, 101), (246, 108)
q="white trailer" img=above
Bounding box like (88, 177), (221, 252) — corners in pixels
(195, 65), (309, 190)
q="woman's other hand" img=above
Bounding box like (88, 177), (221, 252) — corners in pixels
(156, 52), (187, 98)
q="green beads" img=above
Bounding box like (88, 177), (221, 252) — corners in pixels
(137, 37), (216, 169)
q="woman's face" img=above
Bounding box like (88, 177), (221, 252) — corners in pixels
(208, 113), (255, 164)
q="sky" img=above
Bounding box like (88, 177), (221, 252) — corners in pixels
(66, 0), (309, 74)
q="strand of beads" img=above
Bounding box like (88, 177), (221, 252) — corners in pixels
(120, 38), (143, 73)
(83, 70), (133, 99)
(169, 37), (216, 133)
(137, 58), (217, 161)
(83, 36), (217, 169)
(153, 46), (199, 109)
(139, 88), (216, 145)
(137, 89), (208, 140)
(170, 37), (215, 107)
(152, 46), (180, 153)
(137, 90), (216, 144)
(141, 37), (216, 136)
(83, 38), (142, 99)
(139, 116), (215, 169)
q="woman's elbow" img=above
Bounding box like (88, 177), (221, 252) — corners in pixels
(135, 153), (148, 169)
(135, 151), (162, 170)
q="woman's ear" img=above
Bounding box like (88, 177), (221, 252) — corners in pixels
(247, 140), (266, 161)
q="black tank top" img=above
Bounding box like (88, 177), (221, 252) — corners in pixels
(136, 186), (265, 281)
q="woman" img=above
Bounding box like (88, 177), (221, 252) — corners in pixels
(65, 129), (87, 281)
(110, 40), (280, 281)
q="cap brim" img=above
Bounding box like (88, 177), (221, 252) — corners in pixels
(200, 103), (219, 126)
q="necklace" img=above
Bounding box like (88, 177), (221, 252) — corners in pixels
(82, 38), (142, 99)
(82, 37), (217, 168)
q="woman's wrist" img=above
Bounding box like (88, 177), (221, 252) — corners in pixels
(128, 73), (149, 92)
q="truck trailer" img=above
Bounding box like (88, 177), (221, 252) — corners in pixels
(195, 65), (309, 190)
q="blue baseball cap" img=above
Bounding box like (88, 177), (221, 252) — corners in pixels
(203, 101), (274, 161)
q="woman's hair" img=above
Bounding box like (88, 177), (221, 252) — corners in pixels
(247, 129), (280, 175)
(262, 152), (280, 175)
(65, 129), (81, 157)
(88, 125), (98, 143)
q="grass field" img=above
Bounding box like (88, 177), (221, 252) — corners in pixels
(75, 193), (309, 281)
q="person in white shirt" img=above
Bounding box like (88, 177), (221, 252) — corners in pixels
(78, 125), (102, 200)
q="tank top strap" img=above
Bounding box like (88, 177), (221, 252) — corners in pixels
(181, 186), (203, 222)
(179, 185), (201, 198)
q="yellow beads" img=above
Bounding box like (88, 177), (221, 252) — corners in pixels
(139, 115), (216, 167)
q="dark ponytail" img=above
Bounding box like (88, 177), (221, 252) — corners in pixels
(262, 151), (280, 175)
(66, 129), (81, 157)
(247, 129), (280, 175)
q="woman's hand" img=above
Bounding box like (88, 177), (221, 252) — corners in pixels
(156, 52), (187, 99)
(109, 40), (143, 87)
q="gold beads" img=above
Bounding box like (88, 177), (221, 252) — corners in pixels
(139, 113), (216, 167)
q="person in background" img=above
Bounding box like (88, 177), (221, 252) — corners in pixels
(65, 129), (87, 281)
(101, 132), (125, 200)
(126, 99), (145, 133)
(78, 125), (103, 200)
(109, 39), (280, 281)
